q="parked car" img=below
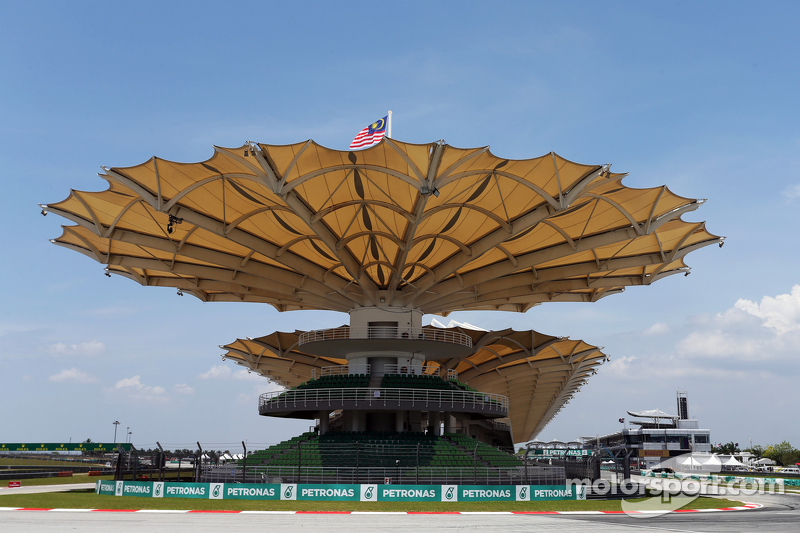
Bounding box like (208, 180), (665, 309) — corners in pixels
(651, 467), (675, 474)
(779, 466), (800, 475)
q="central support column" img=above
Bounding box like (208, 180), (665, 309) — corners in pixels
(431, 411), (441, 436)
(319, 410), (330, 435)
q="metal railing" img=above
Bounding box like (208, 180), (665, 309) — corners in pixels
(299, 327), (472, 349)
(260, 388), (509, 412)
(200, 464), (564, 486)
(311, 364), (371, 380)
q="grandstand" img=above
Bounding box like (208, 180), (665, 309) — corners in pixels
(44, 137), (720, 485)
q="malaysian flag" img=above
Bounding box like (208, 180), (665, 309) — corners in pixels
(350, 115), (388, 149)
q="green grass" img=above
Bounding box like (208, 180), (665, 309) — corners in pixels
(0, 490), (745, 512)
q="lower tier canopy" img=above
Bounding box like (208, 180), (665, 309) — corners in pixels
(221, 326), (607, 443)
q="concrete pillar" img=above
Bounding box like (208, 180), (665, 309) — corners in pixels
(319, 410), (330, 435)
(431, 411), (441, 436)
(396, 411), (405, 433)
(409, 411), (422, 433)
(443, 412), (452, 434)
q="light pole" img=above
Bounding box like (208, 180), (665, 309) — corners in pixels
(113, 421), (120, 443)
(126, 427), (131, 443)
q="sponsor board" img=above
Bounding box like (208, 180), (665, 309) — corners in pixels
(459, 485), (513, 501)
(530, 485), (578, 500)
(280, 483), (297, 501)
(0, 442), (130, 452)
(224, 484), (278, 500)
(378, 485), (440, 502)
(97, 481), (579, 501)
(121, 481), (153, 497)
(210, 483), (224, 499)
(98, 481), (116, 496)
(360, 484), (378, 501)
(163, 483), (208, 499)
(531, 449), (591, 457)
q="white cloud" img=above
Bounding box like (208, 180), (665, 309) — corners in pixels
(734, 285), (800, 335)
(198, 365), (232, 379)
(605, 355), (637, 377)
(48, 368), (97, 383)
(643, 322), (670, 335)
(782, 183), (800, 199)
(174, 383), (195, 395)
(197, 364), (262, 381)
(110, 375), (168, 402)
(233, 369), (263, 382)
(237, 381), (284, 406)
(46, 340), (105, 356)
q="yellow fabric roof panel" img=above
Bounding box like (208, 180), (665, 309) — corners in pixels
(44, 138), (722, 314)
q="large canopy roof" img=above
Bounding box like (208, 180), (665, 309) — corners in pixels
(44, 138), (721, 315)
(221, 326), (606, 442)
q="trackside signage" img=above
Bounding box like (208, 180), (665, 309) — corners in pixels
(96, 481), (581, 501)
(531, 449), (591, 457)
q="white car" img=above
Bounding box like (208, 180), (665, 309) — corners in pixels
(779, 466), (800, 475)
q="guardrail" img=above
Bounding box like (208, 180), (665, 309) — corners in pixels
(259, 387), (508, 412)
(201, 464), (564, 486)
(311, 364), (371, 380)
(299, 327), (472, 349)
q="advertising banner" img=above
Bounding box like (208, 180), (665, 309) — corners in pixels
(297, 484), (361, 501)
(530, 449), (591, 457)
(97, 481), (580, 501)
(222, 483), (279, 500)
(376, 485), (440, 501)
(0, 442), (130, 452)
(161, 482), (209, 499)
(97, 480), (116, 495)
(118, 481), (153, 497)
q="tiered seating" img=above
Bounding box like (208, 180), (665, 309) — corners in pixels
(448, 378), (478, 392)
(240, 431), (317, 466)
(381, 374), (461, 391)
(296, 374), (370, 390)
(316, 431), (438, 467)
(444, 433), (522, 467)
(428, 438), (474, 467)
(240, 431), (521, 473)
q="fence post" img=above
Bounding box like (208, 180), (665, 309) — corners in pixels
(241, 441), (247, 483)
(196, 442), (203, 483)
(355, 441), (359, 484)
(131, 444), (138, 481)
(156, 442), (165, 482)
(474, 443), (479, 484)
(416, 443), (419, 485)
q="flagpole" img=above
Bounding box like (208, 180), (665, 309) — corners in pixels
(387, 110), (392, 139)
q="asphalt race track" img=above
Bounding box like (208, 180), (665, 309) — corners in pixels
(1, 492), (798, 533)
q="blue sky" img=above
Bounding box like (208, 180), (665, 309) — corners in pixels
(1, 1), (798, 452)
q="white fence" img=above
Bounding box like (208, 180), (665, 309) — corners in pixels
(260, 387), (509, 412)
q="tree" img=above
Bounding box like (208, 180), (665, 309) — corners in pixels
(744, 445), (764, 459)
(763, 441), (800, 467)
(713, 441), (739, 454)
